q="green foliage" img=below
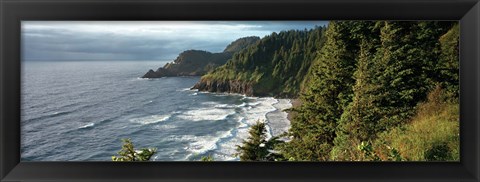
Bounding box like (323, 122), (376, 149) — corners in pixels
(223, 36), (260, 53)
(437, 23), (460, 98)
(285, 21), (459, 161)
(372, 86), (459, 161)
(201, 26), (327, 97)
(236, 121), (269, 161)
(285, 21), (361, 161)
(200, 155), (214, 161)
(112, 139), (157, 161)
(235, 121), (285, 161)
(144, 36), (259, 78)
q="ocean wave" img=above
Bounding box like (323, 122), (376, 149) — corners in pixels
(25, 110), (73, 123)
(242, 97), (278, 125)
(146, 100), (154, 104)
(212, 98), (290, 161)
(153, 124), (177, 130)
(136, 77), (151, 80)
(171, 128), (235, 160)
(266, 99), (293, 140)
(166, 135), (218, 159)
(200, 101), (219, 105)
(78, 123), (95, 129)
(214, 104), (238, 109)
(129, 114), (171, 125)
(176, 108), (236, 122)
(177, 87), (194, 92)
(51, 111), (72, 116)
(236, 102), (247, 108)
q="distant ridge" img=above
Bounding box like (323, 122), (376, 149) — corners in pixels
(142, 36), (260, 78)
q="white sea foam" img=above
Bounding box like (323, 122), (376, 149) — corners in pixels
(247, 102), (261, 106)
(136, 77), (151, 80)
(209, 97), (291, 161)
(200, 101), (219, 106)
(242, 97), (277, 126)
(153, 124), (177, 130)
(129, 114), (171, 125)
(79, 123), (95, 129)
(208, 97), (293, 161)
(176, 87), (193, 92)
(266, 99), (292, 139)
(236, 102), (247, 107)
(176, 108), (235, 122)
(168, 129), (234, 159)
(214, 104), (237, 109)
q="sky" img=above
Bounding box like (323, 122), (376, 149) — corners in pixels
(22, 21), (328, 61)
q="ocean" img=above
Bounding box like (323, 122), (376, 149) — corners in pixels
(21, 61), (292, 161)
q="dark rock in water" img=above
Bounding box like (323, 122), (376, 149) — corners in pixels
(142, 36), (260, 78)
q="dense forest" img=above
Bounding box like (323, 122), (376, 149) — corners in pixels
(195, 21), (459, 161)
(192, 27), (326, 98)
(116, 21), (459, 162)
(280, 21), (459, 161)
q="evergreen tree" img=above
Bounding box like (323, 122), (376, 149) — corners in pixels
(197, 26), (327, 98)
(437, 23), (460, 99)
(236, 121), (269, 161)
(200, 155), (214, 161)
(331, 21), (455, 160)
(284, 21), (358, 161)
(112, 139), (157, 161)
(331, 22), (382, 160)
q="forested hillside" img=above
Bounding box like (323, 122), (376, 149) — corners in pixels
(282, 21), (459, 161)
(131, 21), (460, 162)
(142, 36), (259, 78)
(192, 26), (327, 98)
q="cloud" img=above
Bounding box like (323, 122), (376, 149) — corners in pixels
(22, 21), (328, 61)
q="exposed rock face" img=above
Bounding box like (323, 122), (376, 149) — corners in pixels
(192, 79), (255, 96)
(142, 36), (260, 78)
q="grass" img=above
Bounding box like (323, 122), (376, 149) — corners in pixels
(373, 86), (460, 161)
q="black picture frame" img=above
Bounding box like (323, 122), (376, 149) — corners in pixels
(1, 0), (479, 181)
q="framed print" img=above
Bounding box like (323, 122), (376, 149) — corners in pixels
(1, 0), (479, 181)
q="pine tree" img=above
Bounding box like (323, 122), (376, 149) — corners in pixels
(331, 21), (455, 160)
(284, 21), (358, 161)
(437, 23), (460, 99)
(331, 22), (382, 160)
(112, 139), (157, 161)
(198, 26), (327, 98)
(236, 121), (269, 161)
(200, 155), (214, 161)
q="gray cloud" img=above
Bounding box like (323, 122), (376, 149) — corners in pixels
(22, 21), (328, 61)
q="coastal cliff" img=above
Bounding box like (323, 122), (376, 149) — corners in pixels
(192, 79), (255, 96)
(142, 36), (259, 78)
(192, 27), (327, 98)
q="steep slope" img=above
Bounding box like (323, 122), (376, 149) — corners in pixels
(142, 36), (259, 78)
(192, 27), (326, 98)
(282, 21), (458, 161)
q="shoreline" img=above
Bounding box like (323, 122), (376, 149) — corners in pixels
(265, 99), (293, 138)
